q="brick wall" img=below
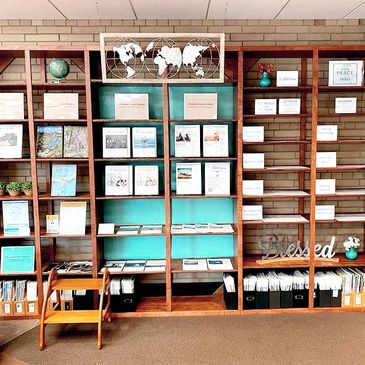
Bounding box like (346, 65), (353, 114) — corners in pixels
(1, 18), (364, 267)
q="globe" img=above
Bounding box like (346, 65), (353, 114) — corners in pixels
(48, 58), (70, 82)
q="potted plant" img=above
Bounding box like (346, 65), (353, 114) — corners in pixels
(6, 181), (23, 197)
(258, 63), (274, 87)
(343, 236), (360, 260)
(0, 181), (6, 196)
(22, 181), (33, 196)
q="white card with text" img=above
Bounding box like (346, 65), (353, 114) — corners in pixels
(242, 180), (264, 196)
(242, 126), (264, 142)
(243, 153), (265, 169)
(276, 71), (299, 87)
(315, 205), (335, 220)
(316, 152), (337, 168)
(278, 98), (301, 114)
(254, 99), (277, 115)
(242, 205), (263, 221)
(317, 125), (338, 141)
(335, 97), (357, 114)
(316, 179), (336, 195)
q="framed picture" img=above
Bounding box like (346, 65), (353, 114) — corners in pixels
(328, 60), (364, 86)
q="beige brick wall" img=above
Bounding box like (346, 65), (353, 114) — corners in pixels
(1, 18), (364, 264)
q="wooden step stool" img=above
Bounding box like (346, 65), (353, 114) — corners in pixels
(40, 268), (111, 350)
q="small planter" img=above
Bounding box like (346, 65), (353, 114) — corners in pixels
(24, 189), (33, 196)
(8, 190), (21, 197)
(345, 247), (358, 260)
(0, 190), (5, 196)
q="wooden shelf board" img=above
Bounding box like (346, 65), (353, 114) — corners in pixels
(0, 158), (30, 163)
(244, 165), (310, 172)
(318, 112), (365, 118)
(52, 278), (103, 290)
(172, 231), (237, 236)
(243, 86), (311, 92)
(171, 157), (237, 161)
(316, 165), (365, 172)
(0, 271), (37, 277)
(171, 258), (237, 273)
(93, 119), (163, 123)
(243, 140), (310, 145)
(0, 81), (26, 88)
(40, 227), (91, 238)
(243, 114), (307, 119)
(319, 85), (365, 92)
(169, 119), (237, 123)
(32, 81), (85, 89)
(243, 255), (310, 269)
(317, 140), (365, 145)
(243, 190), (309, 199)
(171, 194), (237, 199)
(1, 314), (40, 321)
(243, 214), (309, 225)
(38, 193), (90, 200)
(0, 119), (28, 123)
(316, 189), (365, 198)
(94, 157), (164, 162)
(34, 119), (87, 123)
(0, 232), (34, 239)
(316, 214), (365, 224)
(42, 270), (92, 276)
(112, 297), (167, 317)
(0, 195), (33, 201)
(36, 158), (88, 162)
(96, 195), (164, 200)
(171, 294), (226, 312)
(314, 254), (365, 268)
(98, 233), (164, 238)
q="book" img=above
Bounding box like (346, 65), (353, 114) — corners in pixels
(0, 124), (23, 158)
(63, 126), (88, 158)
(36, 126), (63, 158)
(51, 164), (77, 196)
(176, 163), (202, 195)
(101, 261), (126, 273)
(1, 246), (35, 273)
(105, 165), (133, 196)
(174, 125), (200, 157)
(44, 93), (79, 119)
(123, 260), (146, 272)
(46, 215), (59, 234)
(205, 162), (230, 195)
(132, 127), (157, 157)
(182, 259), (208, 271)
(98, 223), (115, 235)
(59, 201), (87, 235)
(134, 165), (159, 195)
(116, 225), (140, 235)
(2, 201), (30, 236)
(145, 260), (166, 272)
(207, 258), (233, 270)
(102, 127), (130, 158)
(184, 93), (217, 119)
(139, 225), (163, 235)
(114, 93), (149, 120)
(202, 125), (228, 157)
(0, 93), (24, 120)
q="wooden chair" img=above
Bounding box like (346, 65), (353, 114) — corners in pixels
(40, 268), (111, 350)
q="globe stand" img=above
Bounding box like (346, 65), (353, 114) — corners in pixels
(52, 77), (66, 84)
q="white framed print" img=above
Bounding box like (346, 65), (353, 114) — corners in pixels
(328, 61), (364, 86)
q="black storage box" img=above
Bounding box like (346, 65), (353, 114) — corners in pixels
(313, 289), (319, 307)
(269, 291), (280, 309)
(243, 291), (256, 310)
(118, 292), (139, 312)
(280, 290), (293, 308)
(330, 289), (342, 307)
(293, 289), (308, 308)
(74, 290), (94, 310)
(319, 289), (331, 307)
(256, 291), (269, 309)
(224, 288), (238, 310)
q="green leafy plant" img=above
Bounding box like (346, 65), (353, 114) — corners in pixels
(6, 181), (23, 193)
(0, 181), (6, 191)
(22, 181), (33, 192)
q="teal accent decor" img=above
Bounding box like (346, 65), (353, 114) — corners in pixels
(48, 58), (70, 81)
(258, 72), (271, 87)
(345, 247), (358, 260)
(0, 246), (35, 273)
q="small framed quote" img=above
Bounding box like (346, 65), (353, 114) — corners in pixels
(328, 61), (364, 87)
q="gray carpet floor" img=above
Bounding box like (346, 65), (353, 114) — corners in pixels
(1, 313), (364, 365)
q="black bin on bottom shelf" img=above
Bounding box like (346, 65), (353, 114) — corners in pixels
(293, 289), (308, 308)
(243, 291), (256, 310)
(224, 288), (238, 310)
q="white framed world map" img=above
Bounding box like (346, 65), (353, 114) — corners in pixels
(100, 33), (225, 83)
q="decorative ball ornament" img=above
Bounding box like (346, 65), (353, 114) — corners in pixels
(48, 58), (70, 83)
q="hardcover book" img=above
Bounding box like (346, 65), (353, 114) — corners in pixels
(44, 93), (79, 119)
(182, 259), (208, 271)
(105, 165), (133, 196)
(114, 93), (149, 120)
(202, 125), (228, 157)
(59, 201), (87, 235)
(132, 127), (157, 157)
(46, 215), (59, 234)
(36, 126), (63, 158)
(63, 126), (88, 158)
(116, 225), (140, 235)
(145, 259), (166, 272)
(123, 260), (146, 272)
(205, 162), (230, 195)
(207, 258), (233, 270)
(0, 124), (23, 158)
(184, 93), (217, 119)
(174, 125), (200, 157)
(134, 165), (159, 195)
(51, 164), (77, 196)
(2, 201), (30, 236)
(102, 127), (130, 158)
(1, 246), (35, 273)
(176, 163), (202, 195)
(0, 93), (24, 120)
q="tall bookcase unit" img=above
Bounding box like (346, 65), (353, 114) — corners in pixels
(1, 45), (365, 321)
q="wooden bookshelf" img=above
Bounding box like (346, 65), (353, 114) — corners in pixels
(2, 44), (365, 320)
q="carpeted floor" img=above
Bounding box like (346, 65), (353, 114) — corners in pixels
(1, 313), (364, 365)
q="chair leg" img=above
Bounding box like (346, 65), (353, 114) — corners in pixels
(39, 324), (46, 351)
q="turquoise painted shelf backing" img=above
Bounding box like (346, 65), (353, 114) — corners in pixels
(169, 84), (236, 119)
(99, 85), (163, 119)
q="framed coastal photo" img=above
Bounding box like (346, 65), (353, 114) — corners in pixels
(328, 61), (364, 86)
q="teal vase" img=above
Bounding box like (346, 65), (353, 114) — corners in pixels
(259, 72), (271, 87)
(345, 247), (358, 260)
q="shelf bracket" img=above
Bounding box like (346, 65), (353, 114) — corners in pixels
(70, 58), (85, 73)
(0, 58), (15, 75)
